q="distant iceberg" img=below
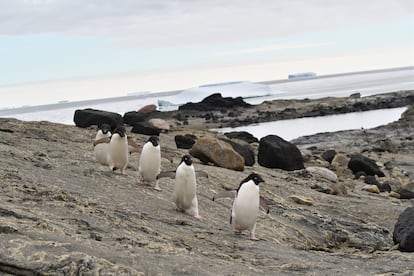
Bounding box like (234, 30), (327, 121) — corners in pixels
(157, 81), (282, 110)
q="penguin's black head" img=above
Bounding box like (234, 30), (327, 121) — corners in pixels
(181, 154), (193, 166)
(148, 136), (159, 147)
(243, 173), (264, 186)
(113, 126), (126, 137)
(100, 123), (111, 134)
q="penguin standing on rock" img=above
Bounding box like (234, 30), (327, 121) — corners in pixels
(138, 136), (162, 190)
(93, 124), (112, 166)
(108, 126), (129, 175)
(157, 155), (208, 219)
(213, 172), (269, 241)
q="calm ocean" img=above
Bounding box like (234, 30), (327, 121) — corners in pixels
(1, 67), (413, 140)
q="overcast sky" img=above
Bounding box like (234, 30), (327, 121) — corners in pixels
(0, 0), (413, 106)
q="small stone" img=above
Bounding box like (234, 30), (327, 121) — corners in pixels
(289, 195), (313, 206)
(389, 191), (400, 199)
(362, 184), (380, 194)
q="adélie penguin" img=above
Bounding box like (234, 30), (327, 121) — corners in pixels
(108, 126), (129, 175)
(138, 136), (162, 190)
(93, 124), (112, 166)
(157, 154), (208, 219)
(213, 172), (269, 240)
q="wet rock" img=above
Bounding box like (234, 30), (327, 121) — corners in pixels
(224, 131), (259, 144)
(306, 166), (338, 182)
(258, 135), (304, 171)
(393, 207), (414, 252)
(123, 111), (146, 126)
(149, 118), (170, 131)
(130, 122), (161, 136)
(174, 135), (196, 149)
(73, 109), (123, 130)
(348, 154), (385, 177)
(321, 149), (337, 163)
(189, 136), (244, 171)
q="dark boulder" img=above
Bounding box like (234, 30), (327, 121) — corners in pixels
(321, 149), (337, 163)
(123, 111), (146, 126)
(175, 135), (196, 149)
(130, 122), (160, 136)
(258, 135), (304, 171)
(400, 182), (414, 199)
(220, 138), (255, 166)
(179, 93), (251, 111)
(348, 154), (385, 177)
(224, 131), (259, 144)
(393, 207), (414, 252)
(73, 109), (123, 130)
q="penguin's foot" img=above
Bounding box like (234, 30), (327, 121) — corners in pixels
(176, 206), (183, 212)
(153, 181), (162, 191)
(249, 234), (260, 241)
(194, 214), (202, 219)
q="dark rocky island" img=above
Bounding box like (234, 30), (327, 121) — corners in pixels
(1, 91), (413, 275)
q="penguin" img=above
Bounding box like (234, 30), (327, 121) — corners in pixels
(157, 155), (208, 219)
(108, 126), (129, 175)
(138, 136), (162, 191)
(213, 172), (269, 241)
(93, 124), (112, 166)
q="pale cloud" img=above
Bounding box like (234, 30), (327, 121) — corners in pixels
(0, 0), (412, 47)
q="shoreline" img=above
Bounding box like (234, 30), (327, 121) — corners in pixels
(1, 65), (413, 116)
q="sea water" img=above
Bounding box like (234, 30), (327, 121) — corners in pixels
(212, 107), (407, 141)
(1, 67), (413, 139)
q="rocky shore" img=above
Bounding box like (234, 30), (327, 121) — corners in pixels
(1, 91), (414, 275)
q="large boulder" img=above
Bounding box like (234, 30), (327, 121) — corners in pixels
(348, 154), (385, 177)
(189, 137), (244, 171)
(130, 122), (161, 136)
(179, 93), (251, 111)
(220, 138), (255, 166)
(73, 109), (123, 130)
(123, 111), (146, 126)
(258, 135), (304, 171)
(393, 207), (414, 252)
(175, 135), (196, 149)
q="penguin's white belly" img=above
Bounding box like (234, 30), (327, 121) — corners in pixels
(94, 143), (110, 165)
(109, 138), (128, 169)
(232, 187), (259, 230)
(139, 145), (161, 182)
(174, 169), (196, 210)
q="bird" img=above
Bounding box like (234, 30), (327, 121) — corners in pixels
(213, 172), (269, 241)
(93, 124), (111, 166)
(108, 126), (129, 175)
(138, 136), (162, 190)
(157, 154), (208, 219)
